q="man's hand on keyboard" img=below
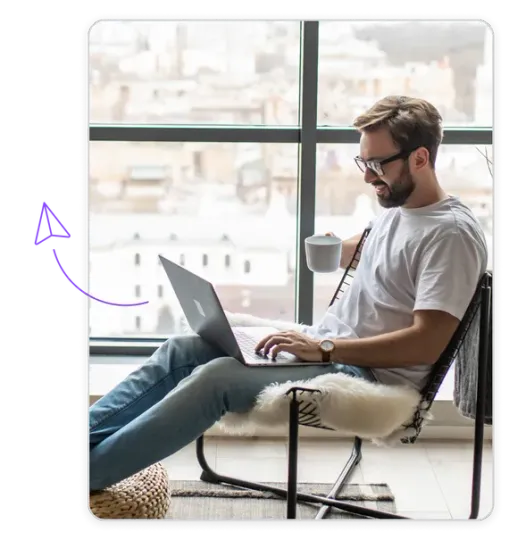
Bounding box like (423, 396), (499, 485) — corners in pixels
(254, 330), (322, 362)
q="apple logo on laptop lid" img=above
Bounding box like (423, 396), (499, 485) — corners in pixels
(193, 299), (206, 318)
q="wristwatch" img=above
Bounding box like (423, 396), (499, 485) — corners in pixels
(319, 339), (335, 363)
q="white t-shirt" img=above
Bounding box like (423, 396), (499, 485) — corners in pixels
(306, 195), (487, 391)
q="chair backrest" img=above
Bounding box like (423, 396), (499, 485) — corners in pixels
(400, 272), (491, 443)
(328, 228), (492, 443)
(328, 227), (371, 308)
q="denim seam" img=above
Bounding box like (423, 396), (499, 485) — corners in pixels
(90, 364), (196, 430)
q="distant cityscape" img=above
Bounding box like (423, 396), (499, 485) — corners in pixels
(88, 21), (493, 337)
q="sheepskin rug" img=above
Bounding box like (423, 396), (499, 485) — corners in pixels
(182, 312), (427, 444)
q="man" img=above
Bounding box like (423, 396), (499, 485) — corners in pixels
(90, 96), (487, 491)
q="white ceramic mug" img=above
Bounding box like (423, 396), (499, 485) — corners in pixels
(305, 234), (343, 273)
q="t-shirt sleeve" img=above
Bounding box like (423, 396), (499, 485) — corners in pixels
(414, 231), (486, 320)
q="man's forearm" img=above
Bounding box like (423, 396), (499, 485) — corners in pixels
(339, 233), (363, 269)
(331, 326), (434, 368)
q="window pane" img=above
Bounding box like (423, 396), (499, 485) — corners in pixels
(90, 21), (300, 125)
(317, 21), (492, 127)
(312, 143), (493, 322)
(89, 141), (298, 337)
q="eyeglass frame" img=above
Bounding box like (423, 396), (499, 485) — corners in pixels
(354, 148), (418, 177)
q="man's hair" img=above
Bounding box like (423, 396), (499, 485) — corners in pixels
(353, 96), (444, 168)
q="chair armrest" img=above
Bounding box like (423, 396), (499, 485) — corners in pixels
(285, 387), (323, 399)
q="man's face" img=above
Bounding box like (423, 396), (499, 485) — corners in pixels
(357, 128), (416, 208)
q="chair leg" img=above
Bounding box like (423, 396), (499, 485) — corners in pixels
(470, 415), (485, 519)
(195, 435), (406, 519)
(196, 435), (221, 484)
(314, 437), (363, 520)
(287, 395), (300, 519)
(469, 281), (491, 519)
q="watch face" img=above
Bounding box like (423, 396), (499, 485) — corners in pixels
(321, 340), (334, 352)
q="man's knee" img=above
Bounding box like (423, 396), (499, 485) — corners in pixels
(154, 333), (199, 349)
(192, 356), (243, 384)
(152, 334), (213, 364)
(192, 357), (263, 413)
(166, 333), (204, 349)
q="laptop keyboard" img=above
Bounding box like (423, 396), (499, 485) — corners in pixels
(233, 330), (263, 360)
(233, 329), (294, 362)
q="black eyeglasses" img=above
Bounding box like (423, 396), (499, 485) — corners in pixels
(354, 148), (416, 176)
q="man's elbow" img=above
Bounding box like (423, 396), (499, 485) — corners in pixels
(412, 311), (460, 366)
(419, 351), (442, 366)
(400, 349), (435, 367)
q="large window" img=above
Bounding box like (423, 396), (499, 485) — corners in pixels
(89, 20), (492, 344)
(89, 21), (300, 125)
(317, 21), (492, 127)
(89, 141), (298, 337)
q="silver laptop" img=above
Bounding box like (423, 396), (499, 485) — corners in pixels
(159, 255), (313, 367)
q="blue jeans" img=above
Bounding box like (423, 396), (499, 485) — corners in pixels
(89, 334), (375, 490)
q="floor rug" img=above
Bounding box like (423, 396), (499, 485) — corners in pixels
(166, 480), (396, 519)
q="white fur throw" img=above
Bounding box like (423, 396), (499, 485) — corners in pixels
(182, 312), (427, 444)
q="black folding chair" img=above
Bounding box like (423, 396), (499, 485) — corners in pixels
(196, 228), (492, 519)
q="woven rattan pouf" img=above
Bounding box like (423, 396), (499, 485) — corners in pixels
(90, 462), (171, 519)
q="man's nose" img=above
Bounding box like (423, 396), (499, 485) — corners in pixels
(364, 168), (378, 184)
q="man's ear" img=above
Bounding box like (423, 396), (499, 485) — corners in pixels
(413, 147), (429, 171)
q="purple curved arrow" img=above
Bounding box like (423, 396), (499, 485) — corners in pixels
(49, 246), (148, 307)
(32, 201), (148, 307)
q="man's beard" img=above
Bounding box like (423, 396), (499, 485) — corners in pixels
(373, 163), (415, 208)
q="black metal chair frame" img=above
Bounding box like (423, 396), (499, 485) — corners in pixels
(196, 228), (493, 519)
